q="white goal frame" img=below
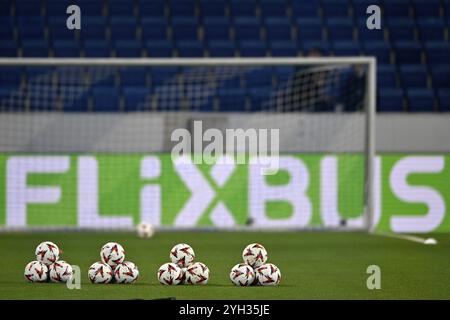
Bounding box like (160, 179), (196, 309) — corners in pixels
(0, 57), (376, 232)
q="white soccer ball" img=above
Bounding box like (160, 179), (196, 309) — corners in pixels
(136, 222), (155, 239)
(242, 243), (268, 268)
(170, 243), (195, 268)
(157, 262), (183, 285)
(35, 241), (60, 266)
(24, 261), (48, 282)
(88, 262), (113, 284)
(49, 260), (73, 283)
(185, 262), (210, 285)
(229, 263), (255, 286)
(100, 242), (125, 268)
(255, 263), (281, 286)
(114, 261), (139, 284)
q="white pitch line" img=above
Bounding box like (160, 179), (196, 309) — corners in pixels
(371, 231), (438, 245)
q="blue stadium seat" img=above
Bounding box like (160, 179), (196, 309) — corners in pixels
(79, 17), (108, 40)
(332, 41), (361, 56)
(445, 0), (450, 17)
(260, 0), (288, 17)
(418, 19), (446, 41)
(169, 0), (196, 17)
(21, 40), (49, 57)
(322, 0), (350, 18)
(363, 41), (391, 64)
(0, 43), (17, 57)
(270, 41), (298, 57)
(301, 41), (331, 55)
(92, 87), (120, 112)
(45, 0), (71, 16)
(84, 40), (112, 57)
(203, 17), (231, 41)
(413, 0), (441, 18)
(378, 88), (404, 112)
(15, 0), (42, 16)
(394, 41), (423, 64)
(326, 18), (355, 41)
(146, 40), (173, 57)
(123, 87), (150, 111)
(17, 17), (45, 40)
(141, 18), (168, 40)
(356, 19), (385, 41)
(265, 18), (292, 41)
(0, 67), (22, 86)
(400, 65), (428, 89)
(52, 40), (81, 57)
(63, 93), (90, 112)
(296, 18), (324, 42)
(377, 65), (397, 89)
(353, 0), (382, 17)
(177, 41), (205, 57)
(430, 65), (450, 89)
(139, 0), (166, 17)
(249, 88), (271, 111)
(0, 87), (15, 103)
(239, 40), (267, 57)
(172, 17), (199, 40)
(150, 67), (179, 86)
(292, 1), (320, 18)
(230, 0), (257, 17)
(110, 17), (137, 40)
(0, 17), (15, 40)
(388, 19), (416, 41)
(0, 0), (12, 16)
(199, 0), (227, 17)
(73, 1), (103, 16)
(425, 42), (450, 65)
(407, 88), (435, 112)
(234, 17), (261, 41)
(120, 68), (148, 87)
(208, 40), (236, 57)
(48, 17), (77, 41)
(218, 88), (247, 111)
(115, 40), (142, 57)
(384, 0), (412, 18)
(244, 68), (273, 88)
(438, 89), (450, 111)
(274, 66), (295, 85)
(108, 0), (135, 17)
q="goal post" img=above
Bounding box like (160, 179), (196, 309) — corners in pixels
(0, 57), (376, 232)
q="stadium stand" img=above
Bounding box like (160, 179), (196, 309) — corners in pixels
(0, 0), (449, 112)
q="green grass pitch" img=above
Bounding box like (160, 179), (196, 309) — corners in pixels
(1, 232), (449, 299)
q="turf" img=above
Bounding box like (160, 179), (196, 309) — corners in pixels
(0, 232), (449, 299)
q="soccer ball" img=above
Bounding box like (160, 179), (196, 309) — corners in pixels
(24, 261), (48, 282)
(242, 243), (268, 268)
(229, 263), (255, 286)
(170, 243), (195, 268)
(114, 261), (139, 284)
(157, 262), (183, 285)
(35, 241), (59, 266)
(88, 262), (113, 284)
(49, 260), (73, 283)
(254, 263), (281, 286)
(136, 222), (155, 239)
(100, 242), (125, 268)
(185, 262), (210, 285)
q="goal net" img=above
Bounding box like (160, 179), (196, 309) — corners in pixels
(0, 57), (376, 231)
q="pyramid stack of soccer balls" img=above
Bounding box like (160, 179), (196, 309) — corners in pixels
(88, 242), (139, 284)
(229, 243), (281, 287)
(24, 241), (74, 283)
(157, 243), (210, 285)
